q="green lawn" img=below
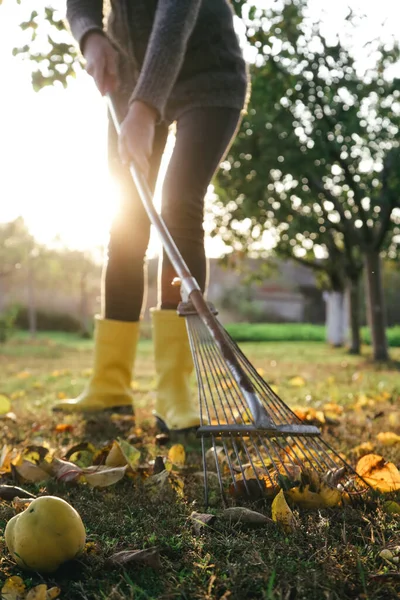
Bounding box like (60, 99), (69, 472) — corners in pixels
(0, 334), (399, 599)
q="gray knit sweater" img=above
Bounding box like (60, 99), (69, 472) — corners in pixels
(66, 0), (249, 122)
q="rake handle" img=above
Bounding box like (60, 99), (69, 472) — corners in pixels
(106, 95), (274, 429)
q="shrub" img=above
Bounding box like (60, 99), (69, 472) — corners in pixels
(14, 306), (83, 333)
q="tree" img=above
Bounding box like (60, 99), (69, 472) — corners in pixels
(215, 0), (400, 360)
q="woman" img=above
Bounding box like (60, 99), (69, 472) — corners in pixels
(55, 0), (249, 433)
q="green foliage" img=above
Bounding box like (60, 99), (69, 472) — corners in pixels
(12, 6), (82, 90)
(0, 306), (18, 344)
(226, 322), (400, 346)
(215, 2), (400, 283)
(14, 306), (84, 333)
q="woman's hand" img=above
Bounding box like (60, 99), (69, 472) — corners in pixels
(83, 32), (118, 95)
(118, 101), (157, 176)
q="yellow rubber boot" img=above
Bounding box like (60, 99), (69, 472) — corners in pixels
(151, 308), (200, 431)
(53, 317), (139, 413)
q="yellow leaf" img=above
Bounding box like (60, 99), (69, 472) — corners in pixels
(356, 453), (400, 492)
(105, 439), (141, 470)
(376, 431), (400, 446)
(271, 490), (296, 532)
(388, 412), (400, 428)
(0, 394), (11, 415)
(326, 376), (335, 385)
(350, 441), (375, 458)
(286, 483), (342, 509)
(383, 500), (400, 515)
(47, 589), (61, 600)
(10, 390), (25, 400)
(16, 370), (31, 379)
(1, 576), (26, 600)
(323, 403), (343, 416)
(289, 376), (305, 387)
(57, 391), (67, 400)
(270, 385), (279, 394)
(168, 444), (186, 466)
(26, 584), (47, 600)
(256, 368), (265, 377)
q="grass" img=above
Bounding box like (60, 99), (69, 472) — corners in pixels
(0, 334), (400, 599)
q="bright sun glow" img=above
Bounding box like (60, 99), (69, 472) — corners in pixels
(0, 0), (399, 258)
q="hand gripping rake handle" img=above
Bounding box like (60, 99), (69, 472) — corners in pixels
(106, 96), (319, 436)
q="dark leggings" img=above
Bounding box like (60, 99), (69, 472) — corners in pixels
(104, 106), (241, 322)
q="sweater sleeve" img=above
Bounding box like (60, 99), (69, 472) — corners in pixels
(66, 0), (105, 53)
(130, 0), (202, 119)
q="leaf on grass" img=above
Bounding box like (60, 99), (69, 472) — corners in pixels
(0, 485), (36, 501)
(222, 507), (270, 525)
(83, 465), (127, 487)
(13, 497), (34, 512)
(168, 444), (185, 467)
(0, 394), (11, 415)
(271, 490), (296, 533)
(190, 512), (216, 534)
(286, 483), (342, 509)
(292, 406), (325, 425)
(46, 589), (61, 600)
(14, 460), (50, 483)
(65, 442), (96, 468)
(105, 439), (141, 471)
(106, 547), (161, 569)
(356, 453), (400, 492)
(288, 376), (306, 387)
(55, 423), (74, 434)
(388, 412), (400, 428)
(26, 584), (48, 600)
(383, 500), (400, 515)
(47, 457), (83, 483)
(1, 576), (26, 600)
(376, 432), (400, 446)
(350, 441), (375, 458)
(17, 445), (50, 465)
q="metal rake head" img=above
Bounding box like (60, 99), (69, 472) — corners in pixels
(179, 302), (368, 507)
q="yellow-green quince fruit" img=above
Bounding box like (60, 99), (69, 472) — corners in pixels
(5, 495), (86, 573)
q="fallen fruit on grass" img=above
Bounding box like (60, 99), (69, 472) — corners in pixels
(5, 495), (86, 572)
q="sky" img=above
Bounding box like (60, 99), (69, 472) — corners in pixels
(0, 0), (400, 257)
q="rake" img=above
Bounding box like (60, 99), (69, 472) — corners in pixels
(107, 97), (366, 506)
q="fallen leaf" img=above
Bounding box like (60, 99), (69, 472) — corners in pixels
(222, 507), (270, 525)
(105, 439), (141, 471)
(65, 442), (96, 468)
(288, 376), (306, 387)
(1, 576), (26, 600)
(153, 456), (166, 474)
(168, 444), (186, 466)
(106, 547), (161, 569)
(190, 512), (216, 534)
(55, 423), (74, 434)
(14, 460), (50, 483)
(271, 490), (296, 533)
(376, 432), (400, 446)
(356, 454), (400, 492)
(0, 485), (36, 501)
(46, 589), (61, 600)
(83, 465), (127, 487)
(383, 500), (400, 515)
(0, 394), (11, 415)
(26, 584), (48, 600)
(47, 457), (83, 483)
(12, 497), (34, 512)
(350, 442), (375, 458)
(286, 483), (342, 509)
(388, 412), (400, 428)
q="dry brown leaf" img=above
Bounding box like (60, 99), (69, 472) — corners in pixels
(55, 423), (74, 434)
(106, 547), (161, 569)
(83, 465), (127, 487)
(271, 490), (296, 533)
(14, 460), (50, 483)
(190, 512), (216, 535)
(168, 444), (186, 466)
(12, 497), (34, 513)
(47, 457), (83, 482)
(0, 484), (35, 501)
(1, 576), (26, 600)
(376, 432), (400, 446)
(356, 453), (400, 492)
(222, 507), (270, 525)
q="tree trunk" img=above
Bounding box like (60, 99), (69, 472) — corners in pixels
(365, 251), (388, 361)
(324, 291), (347, 347)
(347, 277), (361, 355)
(27, 262), (37, 339)
(79, 270), (90, 335)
